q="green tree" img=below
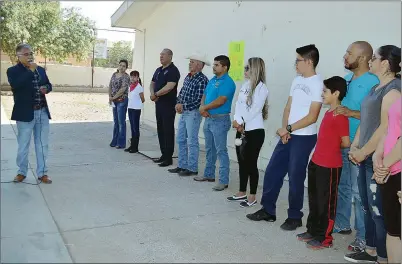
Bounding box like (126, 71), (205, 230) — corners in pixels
(106, 41), (133, 68)
(0, 0), (95, 64)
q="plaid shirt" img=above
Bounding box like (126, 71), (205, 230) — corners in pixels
(177, 72), (209, 111)
(32, 69), (46, 106)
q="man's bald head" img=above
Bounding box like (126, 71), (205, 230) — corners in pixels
(343, 41), (373, 71)
(353, 41), (373, 60)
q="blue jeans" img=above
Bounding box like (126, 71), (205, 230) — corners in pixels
(128, 109), (141, 138)
(203, 115), (231, 184)
(16, 108), (49, 178)
(357, 157), (387, 260)
(334, 148), (365, 240)
(110, 99), (128, 148)
(261, 135), (317, 219)
(177, 110), (202, 172)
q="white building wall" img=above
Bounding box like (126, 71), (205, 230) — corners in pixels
(132, 1), (401, 171)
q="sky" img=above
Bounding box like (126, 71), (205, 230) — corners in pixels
(60, 1), (135, 48)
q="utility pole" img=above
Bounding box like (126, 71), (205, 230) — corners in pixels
(91, 43), (95, 88)
(91, 28), (97, 88)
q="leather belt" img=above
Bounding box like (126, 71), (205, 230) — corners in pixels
(209, 113), (230, 118)
(33, 104), (44, 110)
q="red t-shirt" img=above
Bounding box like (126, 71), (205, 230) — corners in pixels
(312, 110), (349, 168)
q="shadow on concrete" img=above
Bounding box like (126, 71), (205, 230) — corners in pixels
(1, 120), (352, 263)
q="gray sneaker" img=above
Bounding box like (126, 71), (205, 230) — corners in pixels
(348, 238), (366, 252)
(212, 183), (228, 191)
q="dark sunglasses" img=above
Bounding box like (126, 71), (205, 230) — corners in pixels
(244, 65), (249, 71)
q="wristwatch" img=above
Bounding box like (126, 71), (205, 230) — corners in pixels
(286, 124), (292, 133)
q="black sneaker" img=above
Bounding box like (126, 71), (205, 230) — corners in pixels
(168, 167), (185, 173)
(280, 218), (302, 231)
(306, 239), (332, 250)
(178, 169), (198, 176)
(344, 251), (377, 263)
(227, 195), (247, 201)
(240, 200), (257, 208)
(333, 226), (353, 235)
(153, 157), (164, 163)
(246, 208), (276, 222)
(296, 232), (314, 242)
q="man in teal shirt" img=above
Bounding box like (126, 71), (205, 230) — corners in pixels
(194, 55), (236, 191)
(333, 41), (379, 252)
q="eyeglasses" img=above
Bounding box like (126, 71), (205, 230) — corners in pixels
(244, 65), (249, 71)
(18, 52), (33, 57)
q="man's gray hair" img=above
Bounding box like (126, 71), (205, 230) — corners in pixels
(163, 48), (173, 56)
(16, 43), (32, 53)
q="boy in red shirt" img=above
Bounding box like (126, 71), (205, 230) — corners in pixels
(296, 76), (350, 249)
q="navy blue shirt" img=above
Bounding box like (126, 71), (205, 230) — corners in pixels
(152, 62), (181, 105)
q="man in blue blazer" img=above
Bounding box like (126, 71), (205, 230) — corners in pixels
(7, 43), (53, 184)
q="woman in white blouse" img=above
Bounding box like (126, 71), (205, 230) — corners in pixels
(228, 57), (269, 207)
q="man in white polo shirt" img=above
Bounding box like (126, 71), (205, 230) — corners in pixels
(247, 44), (323, 231)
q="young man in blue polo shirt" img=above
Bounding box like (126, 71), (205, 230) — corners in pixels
(194, 55), (236, 191)
(332, 41), (379, 252)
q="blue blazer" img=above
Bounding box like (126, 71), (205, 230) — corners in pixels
(6, 63), (52, 122)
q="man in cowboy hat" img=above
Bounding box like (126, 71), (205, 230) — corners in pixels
(168, 52), (210, 176)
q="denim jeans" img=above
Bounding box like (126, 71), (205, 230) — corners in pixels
(203, 115), (231, 184)
(260, 135), (317, 219)
(357, 157), (387, 260)
(16, 108), (49, 178)
(177, 110), (202, 172)
(110, 98), (128, 148)
(334, 148), (365, 240)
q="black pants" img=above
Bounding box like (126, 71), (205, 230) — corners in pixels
(306, 161), (342, 245)
(236, 129), (265, 194)
(155, 102), (176, 161)
(128, 109), (141, 138)
(380, 172), (401, 238)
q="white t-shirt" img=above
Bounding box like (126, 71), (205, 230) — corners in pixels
(127, 83), (144, 109)
(288, 74), (323, 135)
(233, 81), (269, 131)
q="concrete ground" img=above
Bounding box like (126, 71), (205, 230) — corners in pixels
(1, 93), (353, 263)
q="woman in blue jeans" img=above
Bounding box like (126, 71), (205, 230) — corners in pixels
(347, 45), (401, 263)
(109, 59), (130, 149)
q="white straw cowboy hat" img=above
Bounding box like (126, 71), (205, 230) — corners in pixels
(185, 52), (211, 66)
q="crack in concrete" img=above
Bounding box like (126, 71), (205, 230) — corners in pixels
(58, 209), (244, 235)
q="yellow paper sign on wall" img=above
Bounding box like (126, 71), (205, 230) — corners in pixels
(228, 41), (245, 81)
